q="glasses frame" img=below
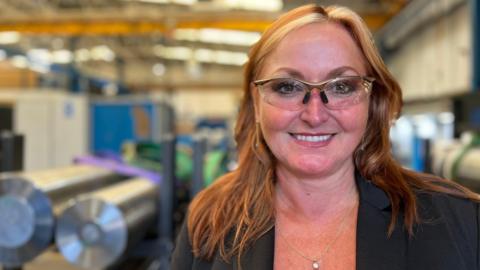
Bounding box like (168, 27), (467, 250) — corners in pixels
(253, 75), (375, 110)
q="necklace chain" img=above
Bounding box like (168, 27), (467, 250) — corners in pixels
(278, 201), (358, 269)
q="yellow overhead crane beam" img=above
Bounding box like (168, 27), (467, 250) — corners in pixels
(0, 14), (392, 35)
(0, 20), (272, 35)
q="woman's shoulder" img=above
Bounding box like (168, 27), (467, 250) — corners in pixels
(414, 185), (479, 241)
(171, 218), (194, 270)
(407, 172), (479, 216)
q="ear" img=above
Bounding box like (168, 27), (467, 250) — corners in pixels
(250, 82), (261, 123)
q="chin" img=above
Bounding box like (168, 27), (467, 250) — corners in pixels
(293, 160), (333, 176)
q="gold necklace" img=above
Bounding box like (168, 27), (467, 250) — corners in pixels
(277, 202), (357, 270)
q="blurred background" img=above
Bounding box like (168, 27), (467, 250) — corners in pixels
(0, 0), (479, 269)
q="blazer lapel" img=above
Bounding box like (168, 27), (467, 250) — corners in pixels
(356, 175), (408, 270)
(235, 228), (275, 270)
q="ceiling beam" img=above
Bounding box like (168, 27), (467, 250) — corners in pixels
(0, 19), (274, 35)
(0, 13), (395, 35)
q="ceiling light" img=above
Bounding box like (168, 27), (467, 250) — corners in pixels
(219, 0), (282, 11)
(213, 50), (247, 65)
(0, 32), (20, 44)
(174, 28), (260, 46)
(75, 49), (90, 62)
(136, 0), (197, 5)
(154, 44), (247, 66)
(52, 50), (73, 64)
(90, 45), (115, 62)
(154, 45), (192, 60)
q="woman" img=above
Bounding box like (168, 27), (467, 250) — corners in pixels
(171, 4), (480, 270)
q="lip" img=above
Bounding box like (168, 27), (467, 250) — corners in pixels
(289, 132), (335, 147)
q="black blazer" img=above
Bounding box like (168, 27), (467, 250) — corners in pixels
(171, 175), (480, 270)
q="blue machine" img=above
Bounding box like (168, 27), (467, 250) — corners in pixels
(90, 99), (156, 154)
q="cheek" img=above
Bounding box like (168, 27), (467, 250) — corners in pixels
(342, 102), (369, 137)
(259, 104), (295, 135)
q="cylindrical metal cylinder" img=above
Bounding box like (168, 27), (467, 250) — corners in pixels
(432, 144), (480, 192)
(0, 164), (123, 267)
(454, 148), (480, 191)
(56, 177), (158, 269)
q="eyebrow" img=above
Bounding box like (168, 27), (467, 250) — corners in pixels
(270, 66), (360, 80)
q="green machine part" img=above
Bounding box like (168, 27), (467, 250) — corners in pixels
(203, 150), (228, 187)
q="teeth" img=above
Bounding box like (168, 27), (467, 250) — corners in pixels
(294, 134), (331, 142)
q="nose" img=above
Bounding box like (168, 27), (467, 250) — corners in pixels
(299, 91), (330, 126)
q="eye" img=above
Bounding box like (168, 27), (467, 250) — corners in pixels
(269, 79), (305, 95)
(327, 78), (358, 95)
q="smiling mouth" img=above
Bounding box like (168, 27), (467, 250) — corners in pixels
(290, 133), (334, 142)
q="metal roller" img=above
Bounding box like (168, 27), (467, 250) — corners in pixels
(0, 165), (123, 267)
(452, 148), (480, 191)
(432, 143), (480, 192)
(56, 177), (158, 270)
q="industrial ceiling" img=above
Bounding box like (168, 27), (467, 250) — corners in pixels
(0, 0), (409, 91)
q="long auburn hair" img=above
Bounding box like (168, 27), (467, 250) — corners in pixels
(187, 4), (479, 264)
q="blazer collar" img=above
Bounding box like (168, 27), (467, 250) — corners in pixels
(355, 172), (407, 270)
(233, 228), (275, 270)
(355, 170), (391, 211)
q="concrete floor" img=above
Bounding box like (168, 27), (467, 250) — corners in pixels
(1, 249), (82, 270)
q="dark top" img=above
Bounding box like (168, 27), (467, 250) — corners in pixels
(171, 174), (480, 270)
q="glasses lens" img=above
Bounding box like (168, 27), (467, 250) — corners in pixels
(257, 76), (372, 111)
(323, 77), (369, 109)
(259, 78), (306, 110)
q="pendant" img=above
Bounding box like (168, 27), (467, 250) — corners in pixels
(312, 261), (320, 269)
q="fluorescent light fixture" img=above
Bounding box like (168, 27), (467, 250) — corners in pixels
(154, 44), (247, 66)
(26, 48), (73, 66)
(137, 0), (197, 5)
(154, 45), (192, 60)
(90, 45), (115, 62)
(220, 0), (282, 11)
(52, 49), (73, 64)
(75, 48), (91, 62)
(174, 28), (260, 46)
(214, 50), (247, 65)
(11, 55), (28, 68)
(194, 48), (247, 65)
(0, 31), (20, 44)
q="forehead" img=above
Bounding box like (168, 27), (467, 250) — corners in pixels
(259, 22), (367, 79)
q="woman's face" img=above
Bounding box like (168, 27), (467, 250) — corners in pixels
(255, 22), (370, 179)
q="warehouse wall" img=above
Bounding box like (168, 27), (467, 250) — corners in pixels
(387, 2), (471, 101)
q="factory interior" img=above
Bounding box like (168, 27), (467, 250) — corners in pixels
(0, 0), (480, 269)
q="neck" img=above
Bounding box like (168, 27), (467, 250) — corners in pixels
(275, 165), (358, 221)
